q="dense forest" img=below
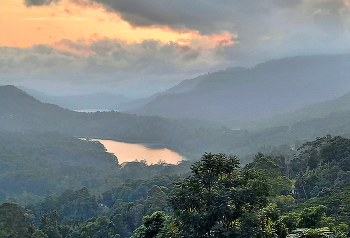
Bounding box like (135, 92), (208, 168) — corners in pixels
(2, 135), (350, 237)
(5, 85), (350, 161)
(0, 130), (192, 205)
(3, 86), (350, 237)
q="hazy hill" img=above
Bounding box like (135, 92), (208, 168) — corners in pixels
(251, 91), (350, 129)
(111, 93), (160, 111)
(132, 54), (350, 123)
(111, 73), (211, 111)
(0, 85), (75, 131)
(5, 84), (350, 159)
(20, 87), (131, 111)
(0, 85), (196, 153)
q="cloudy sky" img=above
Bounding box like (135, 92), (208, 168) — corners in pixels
(1, 0), (350, 97)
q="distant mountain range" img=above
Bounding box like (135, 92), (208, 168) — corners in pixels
(20, 54), (350, 124)
(0, 85), (75, 131)
(0, 85), (198, 154)
(2, 83), (350, 160)
(3, 54), (350, 158)
(252, 91), (350, 129)
(130, 54), (350, 124)
(19, 87), (132, 111)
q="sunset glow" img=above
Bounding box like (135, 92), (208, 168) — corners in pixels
(0, 0), (234, 50)
(96, 139), (183, 165)
(2, 0), (349, 97)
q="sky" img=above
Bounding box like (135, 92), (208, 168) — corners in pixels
(1, 0), (350, 97)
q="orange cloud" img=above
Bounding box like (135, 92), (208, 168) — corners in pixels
(0, 0), (236, 57)
(213, 33), (236, 47)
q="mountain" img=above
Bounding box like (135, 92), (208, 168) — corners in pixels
(20, 87), (132, 111)
(0, 85), (75, 131)
(5, 84), (350, 160)
(111, 93), (160, 111)
(251, 91), (350, 129)
(0, 85), (199, 154)
(116, 67), (245, 112)
(132, 54), (350, 124)
(113, 73), (212, 111)
(163, 73), (210, 94)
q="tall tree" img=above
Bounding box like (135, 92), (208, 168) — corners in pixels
(0, 202), (34, 237)
(170, 153), (271, 237)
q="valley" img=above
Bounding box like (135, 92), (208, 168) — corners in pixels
(2, 55), (350, 237)
(4, 0), (350, 236)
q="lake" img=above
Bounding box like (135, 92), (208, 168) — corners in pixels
(94, 139), (184, 165)
(74, 109), (112, 113)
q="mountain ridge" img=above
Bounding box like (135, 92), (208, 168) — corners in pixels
(250, 90), (350, 129)
(19, 87), (132, 110)
(131, 54), (350, 123)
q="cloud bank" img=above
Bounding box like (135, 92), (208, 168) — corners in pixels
(13, 0), (350, 96)
(23, 0), (350, 61)
(0, 38), (227, 96)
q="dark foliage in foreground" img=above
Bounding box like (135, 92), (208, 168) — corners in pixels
(3, 136), (350, 237)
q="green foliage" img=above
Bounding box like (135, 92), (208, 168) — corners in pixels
(3, 146), (350, 238)
(79, 216), (118, 238)
(0, 202), (34, 238)
(304, 228), (330, 238)
(248, 153), (293, 196)
(275, 195), (295, 212)
(332, 223), (349, 238)
(131, 212), (180, 238)
(279, 212), (299, 231)
(31, 230), (48, 238)
(29, 187), (100, 225)
(258, 203), (281, 238)
(341, 186), (350, 211)
(155, 216), (180, 238)
(278, 205), (336, 235)
(298, 205), (328, 228)
(0, 131), (119, 200)
(143, 211), (166, 238)
(39, 211), (63, 238)
(293, 136), (350, 199)
(170, 153), (271, 237)
(131, 211), (166, 238)
(144, 185), (170, 215)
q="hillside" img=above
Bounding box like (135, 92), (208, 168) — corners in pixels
(20, 87), (132, 111)
(132, 54), (350, 123)
(251, 91), (350, 129)
(0, 85), (76, 131)
(0, 86), (202, 155)
(112, 73), (211, 111)
(0, 131), (120, 202)
(5, 85), (350, 159)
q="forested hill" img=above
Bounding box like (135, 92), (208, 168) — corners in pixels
(132, 54), (350, 122)
(0, 85), (75, 131)
(0, 130), (192, 206)
(5, 85), (350, 159)
(0, 85), (229, 156)
(0, 131), (119, 200)
(0, 85), (189, 146)
(19, 86), (131, 111)
(4, 138), (350, 237)
(251, 90), (350, 129)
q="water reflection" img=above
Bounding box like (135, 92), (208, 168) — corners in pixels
(96, 139), (184, 165)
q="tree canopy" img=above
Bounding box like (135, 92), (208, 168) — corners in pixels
(170, 153), (271, 237)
